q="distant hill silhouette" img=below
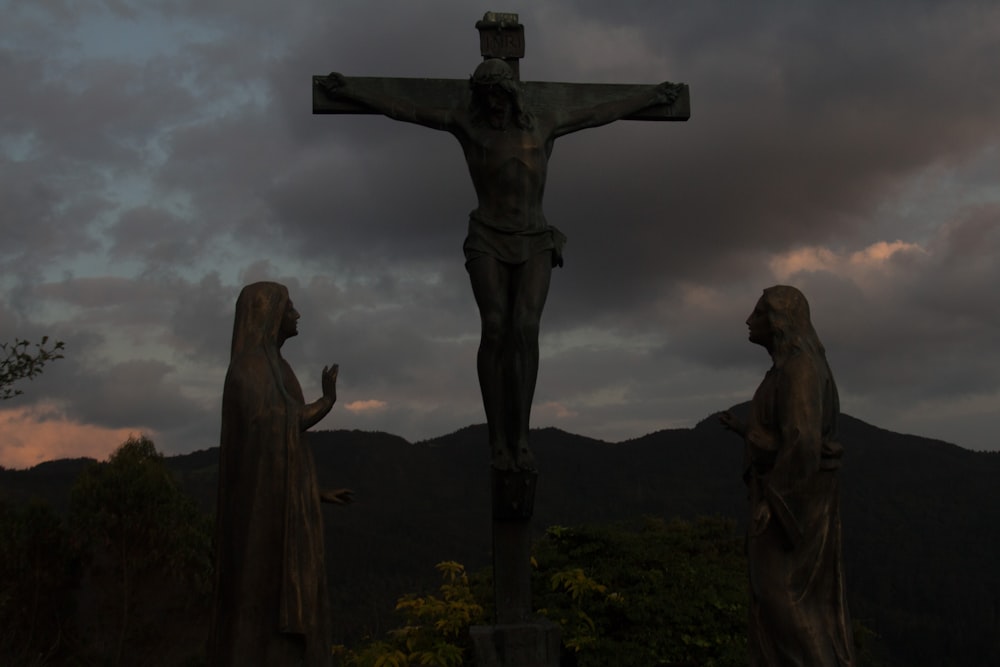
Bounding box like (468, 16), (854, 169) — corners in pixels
(3, 407), (999, 665)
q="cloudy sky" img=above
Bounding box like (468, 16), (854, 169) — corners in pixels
(2, 0), (998, 468)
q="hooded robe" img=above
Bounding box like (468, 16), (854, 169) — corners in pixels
(742, 286), (855, 667)
(210, 282), (332, 667)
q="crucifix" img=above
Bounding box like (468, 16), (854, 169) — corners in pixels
(314, 11), (689, 665)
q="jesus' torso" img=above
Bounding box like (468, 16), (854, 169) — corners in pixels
(454, 118), (555, 231)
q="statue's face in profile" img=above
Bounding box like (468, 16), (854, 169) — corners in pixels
(280, 300), (300, 340)
(746, 297), (773, 347)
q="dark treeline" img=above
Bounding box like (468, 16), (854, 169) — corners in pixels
(2, 408), (999, 665)
(0, 436), (213, 666)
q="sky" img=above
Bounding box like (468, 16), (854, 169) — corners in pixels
(1, 0), (999, 468)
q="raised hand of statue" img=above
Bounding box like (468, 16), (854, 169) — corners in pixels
(718, 410), (747, 437)
(322, 364), (338, 404)
(654, 81), (682, 107)
(320, 488), (354, 505)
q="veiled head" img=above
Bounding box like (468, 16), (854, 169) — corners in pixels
(230, 282), (290, 359)
(755, 285), (825, 360)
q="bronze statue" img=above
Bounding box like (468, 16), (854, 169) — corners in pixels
(321, 60), (681, 472)
(720, 286), (856, 666)
(210, 282), (351, 667)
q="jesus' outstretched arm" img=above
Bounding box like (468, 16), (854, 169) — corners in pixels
(552, 80), (684, 138)
(318, 72), (457, 131)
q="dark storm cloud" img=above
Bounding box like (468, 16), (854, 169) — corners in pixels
(166, 272), (235, 363)
(9, 275), (224, 455)
(29, 273), (236, 369)
(108, 206), (206, 266)
(843, 207), (1000, 398)
(220, 266), (486, 442)
(262, 122), (473, 268)
(2, 309), (214, 449)
(269, 265), (478, 394)
(61, 358), (206, 431)
(270, 1), (1000, 335)
(1, 52), (197, 166)
(0, 160), (106, 277)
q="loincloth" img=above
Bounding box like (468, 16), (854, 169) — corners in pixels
(463, 215), (566, 268)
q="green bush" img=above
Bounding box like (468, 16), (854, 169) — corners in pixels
(342, 517), (748, 666)
(532, 516), (747, 667)
(340, 561), (486, 667)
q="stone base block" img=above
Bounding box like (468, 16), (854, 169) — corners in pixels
(469, 620), (561, 667)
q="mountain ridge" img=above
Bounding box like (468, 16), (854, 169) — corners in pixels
(3, 407), (998, 664)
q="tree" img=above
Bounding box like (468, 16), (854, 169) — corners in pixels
(0, 498), (83, 666)
(0, 336), (64, 400)
(70, 435), (213, 667)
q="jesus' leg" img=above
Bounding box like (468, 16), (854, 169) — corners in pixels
(467, 255), (515, 470)
(508, 252), (552, 471)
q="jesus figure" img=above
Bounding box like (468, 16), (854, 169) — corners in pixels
(322, 60), (681, 472)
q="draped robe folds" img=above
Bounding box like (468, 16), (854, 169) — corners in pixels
(211, 283), (332, 667)
(743, 353), (856, 667)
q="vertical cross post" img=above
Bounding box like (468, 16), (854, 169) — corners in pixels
(490, 467), (536, 624)
(468, 15), (562, 665)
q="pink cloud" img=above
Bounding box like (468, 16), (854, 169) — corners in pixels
(343, 399), (388, 414)
(0, 402), (149, 469)
(769, 246), (839, 279)
(535, 401), (578, 420)
(769, 240), (927, 284)
(849, 240), (926, 265)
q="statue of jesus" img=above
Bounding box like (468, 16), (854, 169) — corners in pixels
(321, 60), (681, 472)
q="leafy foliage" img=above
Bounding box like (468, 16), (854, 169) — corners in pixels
(343, 518), (748, 667)
(532, 517), (747, 667)
(340, 561), (487, 667)
(0, 337), (64, 400)
(543, 566), (611, 652)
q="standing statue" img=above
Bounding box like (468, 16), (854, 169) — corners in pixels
(211, 282), (351, 667)
(321, 60), (681, 471)
(720, 286), (856, 667)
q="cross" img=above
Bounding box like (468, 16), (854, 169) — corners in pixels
(314, 13), (690, 122)
(313, 12), (689, 666)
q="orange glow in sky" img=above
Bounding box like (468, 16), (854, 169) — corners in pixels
(0, 402), (148, 470)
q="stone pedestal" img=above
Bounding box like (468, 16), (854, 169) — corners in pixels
(469, 620), (562, 667)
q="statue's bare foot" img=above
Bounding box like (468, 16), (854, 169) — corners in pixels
(515, 443), (536, 472)
(492, 445), (516, 471)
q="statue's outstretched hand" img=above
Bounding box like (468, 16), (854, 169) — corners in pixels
(322, 364), (338, 404)
(320, 488), (354, 505)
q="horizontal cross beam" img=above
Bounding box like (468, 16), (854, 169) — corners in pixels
(312, 76), (691, 122)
